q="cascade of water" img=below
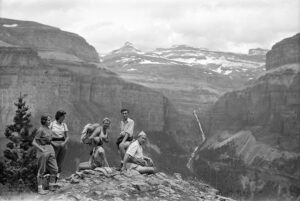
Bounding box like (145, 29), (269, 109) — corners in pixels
(187, 110), (206, 170)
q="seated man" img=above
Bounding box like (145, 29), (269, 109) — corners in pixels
(116, 109), (134, 168)
(78, 118), (111, 170)
(121, 131), (156, 174)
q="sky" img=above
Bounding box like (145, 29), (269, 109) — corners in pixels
(0, 0), (299, 54)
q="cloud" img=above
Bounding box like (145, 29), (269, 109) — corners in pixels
(1, 0), (299, 53)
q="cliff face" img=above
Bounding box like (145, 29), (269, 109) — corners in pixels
(0, 47), (40, 66)
(0, 18), (99, 63)
(190, 34), (300, 200)
(266, 33), (300, 70)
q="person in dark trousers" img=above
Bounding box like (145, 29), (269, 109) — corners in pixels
(116, 109), (134, 168)
(32, 115), (58, 195)
(50, 110), (69, 179)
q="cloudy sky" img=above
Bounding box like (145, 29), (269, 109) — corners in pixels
(1, 0), (299, 53)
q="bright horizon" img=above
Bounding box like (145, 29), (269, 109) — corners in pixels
(0, 0), (299, 54)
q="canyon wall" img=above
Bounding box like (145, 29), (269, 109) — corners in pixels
(190, 34), (300, 200)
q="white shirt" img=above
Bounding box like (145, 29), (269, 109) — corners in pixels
(126, 140), (144, 159)
(120, 118), (134, 137)
(50, 120), (68, 138)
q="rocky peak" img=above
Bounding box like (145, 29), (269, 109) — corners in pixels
(266, 33), (300, 70)
(111, 42), (142, 55)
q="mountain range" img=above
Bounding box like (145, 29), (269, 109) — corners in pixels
(100, 42), (266, 115)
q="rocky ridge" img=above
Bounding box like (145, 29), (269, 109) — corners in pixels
(0, 168), (235, 201)
(0, 18), (99, 63)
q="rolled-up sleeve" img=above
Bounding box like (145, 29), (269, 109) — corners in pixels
(125, 120), (134, 136)
(34, 128), (43, 140)
(126, 142), (138, 157)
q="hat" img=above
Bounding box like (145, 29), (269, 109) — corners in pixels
(102, 117), (111, 123)
(137, 131), (147, 138)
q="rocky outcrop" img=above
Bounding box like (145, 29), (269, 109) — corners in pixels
(189, 34), (300, 200)
(248, 48), (268, 56)
(266, 33), (300, 70)
(0, 168), (235, 201)
(0, 18), (99, 63)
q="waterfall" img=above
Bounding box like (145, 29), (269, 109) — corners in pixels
(187, 110), (206, 170)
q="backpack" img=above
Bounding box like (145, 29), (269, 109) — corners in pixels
(81, 123), (99, 144)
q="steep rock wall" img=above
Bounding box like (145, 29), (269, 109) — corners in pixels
(266, 33), (300, 70)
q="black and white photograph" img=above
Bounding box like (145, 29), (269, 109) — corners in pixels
(0, 0), (299, 200)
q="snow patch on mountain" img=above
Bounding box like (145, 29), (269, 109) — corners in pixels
(2, 24), (18, 28)
(140, 60), (164, 64)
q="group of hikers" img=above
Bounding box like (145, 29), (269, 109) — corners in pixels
(32, 108), (155, 195)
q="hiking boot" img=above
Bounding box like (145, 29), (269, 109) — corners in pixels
(55, 173), (60, 183)
(116, 163), (123, 171)
(38, 188), (49, 195)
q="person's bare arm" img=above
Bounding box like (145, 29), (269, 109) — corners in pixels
(89, 126), (101, 139)
(32, 138), (44, 152)
(62, 123), (69, 145)
(62, 131), (69, 145)
(121, 153), (131, 171)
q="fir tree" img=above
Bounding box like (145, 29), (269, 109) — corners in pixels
(0, 94), (38, 192)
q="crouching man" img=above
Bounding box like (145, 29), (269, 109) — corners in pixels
(121, 131), (156, 174)
(78, 118), (111, 170)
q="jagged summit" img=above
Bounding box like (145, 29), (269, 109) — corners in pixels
(110, 42), (143, 55)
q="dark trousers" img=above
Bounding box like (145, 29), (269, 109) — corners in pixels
(52, 142), (67, 173)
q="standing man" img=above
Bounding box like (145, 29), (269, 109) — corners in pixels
(116, 108), (134, 168)
(121, 131), (155, 174)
